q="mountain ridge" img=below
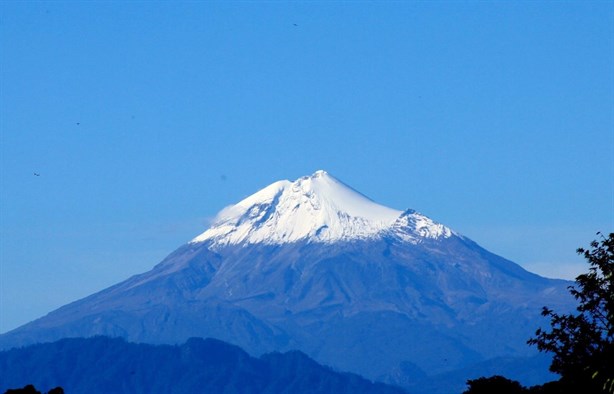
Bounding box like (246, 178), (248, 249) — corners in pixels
(0, 336), (407, 394)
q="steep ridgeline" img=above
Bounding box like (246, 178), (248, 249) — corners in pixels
(0, 336), (406, 394)
(0, 171), (574, 393)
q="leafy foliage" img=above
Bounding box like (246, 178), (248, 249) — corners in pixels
(528, 232), (614, 393)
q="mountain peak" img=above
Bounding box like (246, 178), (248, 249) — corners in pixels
(310, 169), (328, 178)
(191, 171), (451, 247)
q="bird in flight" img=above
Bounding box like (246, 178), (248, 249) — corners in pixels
(33, 173), (40, 177)
(76, 122), (80, 126)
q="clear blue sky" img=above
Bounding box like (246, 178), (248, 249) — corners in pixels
(1, 1), (612, 333)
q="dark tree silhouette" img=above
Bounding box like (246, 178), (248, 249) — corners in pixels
(3, 385), (62, 394)
(4, 385), (40, 394)
(528, 232), (614, 393)
(463, 375), (526, 394)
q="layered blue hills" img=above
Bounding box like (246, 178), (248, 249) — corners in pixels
(0, 171), (574, 393)
(0, 336), (406, 394)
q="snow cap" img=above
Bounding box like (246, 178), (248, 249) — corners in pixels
(191, 170), (451, 246)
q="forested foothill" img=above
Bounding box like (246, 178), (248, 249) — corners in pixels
(0, 337), (404, 394)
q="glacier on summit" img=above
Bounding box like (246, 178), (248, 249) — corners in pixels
(191, 170), (453, 246)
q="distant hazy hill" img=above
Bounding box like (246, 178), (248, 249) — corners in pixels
(0, 336), (406, 394)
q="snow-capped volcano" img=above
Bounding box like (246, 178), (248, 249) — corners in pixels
(191, 170), (452, 246)
(0, 170), (575, 394)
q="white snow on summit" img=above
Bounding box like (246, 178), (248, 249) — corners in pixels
(191, 170), (453, 246)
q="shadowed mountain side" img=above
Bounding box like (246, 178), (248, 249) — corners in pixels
(0, 337), (406, 394)
(0, 245), (290, 356)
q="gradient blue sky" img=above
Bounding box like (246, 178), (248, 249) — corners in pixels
(1, 1), (612, 333)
